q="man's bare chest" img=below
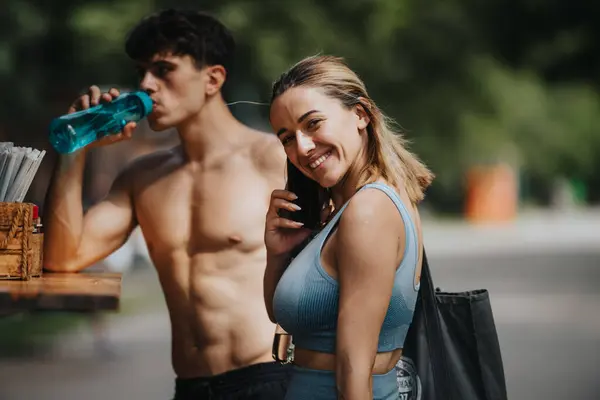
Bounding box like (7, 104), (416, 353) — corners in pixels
(134, 164), (273, 255)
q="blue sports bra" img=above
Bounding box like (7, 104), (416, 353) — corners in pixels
(272, 182), (421, 354)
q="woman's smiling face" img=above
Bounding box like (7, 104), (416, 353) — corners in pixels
(270, 86), (369, 188)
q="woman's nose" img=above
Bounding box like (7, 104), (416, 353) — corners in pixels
(295, 131), (315, 155)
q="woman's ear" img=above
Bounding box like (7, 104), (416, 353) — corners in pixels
(354, 98), (371, 130)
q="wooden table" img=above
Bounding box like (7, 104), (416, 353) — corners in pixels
(0, 272), (122, 314)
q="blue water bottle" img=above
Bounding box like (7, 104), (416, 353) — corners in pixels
(49, 91), (153, 154)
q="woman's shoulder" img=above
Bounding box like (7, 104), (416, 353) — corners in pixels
(337, 182), (404, 237)
(332, 182), (406, 267)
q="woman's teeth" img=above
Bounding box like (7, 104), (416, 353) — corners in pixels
(309, 152), (331, 169)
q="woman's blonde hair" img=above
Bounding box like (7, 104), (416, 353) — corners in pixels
(271, 55), (434, 205)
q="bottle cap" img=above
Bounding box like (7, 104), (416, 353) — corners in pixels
(32, 205), (39, 220)
(133, 91), (154, 117)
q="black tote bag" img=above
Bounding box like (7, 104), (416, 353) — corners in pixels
(396, 250), (508, 400)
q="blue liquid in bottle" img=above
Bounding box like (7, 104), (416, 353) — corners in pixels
(49, 91), (153, 154)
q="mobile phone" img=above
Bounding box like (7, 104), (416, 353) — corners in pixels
(278, 161), (323, 230)
(278, 193), (322, 230)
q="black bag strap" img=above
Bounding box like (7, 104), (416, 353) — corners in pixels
(420, 248), (453, 398)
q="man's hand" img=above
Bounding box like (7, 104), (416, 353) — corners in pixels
(67, 85), (137, 150)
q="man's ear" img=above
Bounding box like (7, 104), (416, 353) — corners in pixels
(355, 98), (371, 130)
(205, 65), (227, 96)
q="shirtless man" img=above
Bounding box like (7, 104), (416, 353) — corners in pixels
(43, 9), (290, 399)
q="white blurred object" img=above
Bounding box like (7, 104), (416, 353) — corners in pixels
(551, 178), (578, 210)
(102, 227), (151, 273)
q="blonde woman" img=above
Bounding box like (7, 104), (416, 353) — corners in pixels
(263, 55), (434, 400)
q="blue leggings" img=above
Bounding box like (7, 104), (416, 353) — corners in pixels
(284, 365), (398, 399)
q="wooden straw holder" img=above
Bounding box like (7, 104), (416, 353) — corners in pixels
(0, 202), (43, 280)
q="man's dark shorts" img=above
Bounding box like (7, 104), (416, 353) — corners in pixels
(173, 361), (292, 400)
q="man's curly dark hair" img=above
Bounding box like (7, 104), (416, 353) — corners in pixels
(125, 8), (235, 74)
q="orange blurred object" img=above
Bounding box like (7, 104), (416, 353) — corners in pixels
(465, 164), (518, 223)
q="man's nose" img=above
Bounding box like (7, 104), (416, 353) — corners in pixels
(140, 72), (158, 93)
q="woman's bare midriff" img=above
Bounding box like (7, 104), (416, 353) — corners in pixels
(292, 347), (403, 375)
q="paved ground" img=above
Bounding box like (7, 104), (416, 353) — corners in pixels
(1, 211), (599, 400)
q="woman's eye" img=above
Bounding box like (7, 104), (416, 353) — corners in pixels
(281, 135), (294, 145)
(307, 119), (321, 130)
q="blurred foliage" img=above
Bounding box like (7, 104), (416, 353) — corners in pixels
(0, 0), (599, 211)
(0, 312), (87, 357)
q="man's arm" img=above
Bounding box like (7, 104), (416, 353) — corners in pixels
(256, 132), (287, 188)
(43, 150), (137, 272)
(258, 133), (289, 323)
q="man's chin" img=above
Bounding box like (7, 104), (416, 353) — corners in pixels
(147, 119), (172, 132)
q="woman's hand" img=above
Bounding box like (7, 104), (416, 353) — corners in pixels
(265, 189), (313, 257)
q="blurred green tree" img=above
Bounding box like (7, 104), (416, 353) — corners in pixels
(1, 0), (598, 210)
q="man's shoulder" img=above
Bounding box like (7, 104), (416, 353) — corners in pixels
(117, 146), (182, 184)
(246, 128), (286, 174)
